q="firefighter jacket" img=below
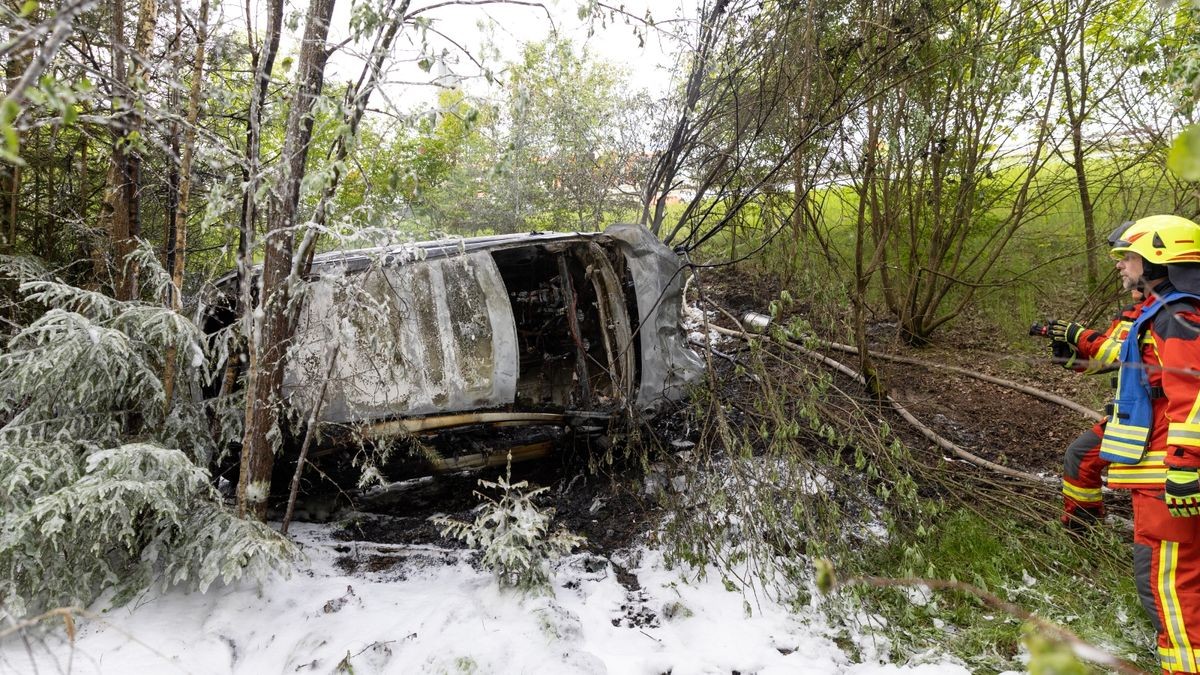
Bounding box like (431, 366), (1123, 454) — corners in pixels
(1068, 302), (1141, 374)
(1100, 286), (1200, 489)
(1059, 300), (1147, 511)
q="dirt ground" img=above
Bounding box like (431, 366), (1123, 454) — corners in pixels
(314, 263), (1120, 572)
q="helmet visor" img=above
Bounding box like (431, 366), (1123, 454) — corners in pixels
(1107, 221), (1134, 247)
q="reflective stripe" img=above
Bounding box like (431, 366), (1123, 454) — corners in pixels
(1061, 480), (1102, 503)
(1108, 472), (1168, 485)
(1096, 341), (1120, 364)
(1100, 419), (1151, 463)
(1103, 434), (1149, 449)
(1170, 422), (1200, 447)
(1160, 647), (1200, 673)
(1160, 541), (1198, 672)
(1109, 450), (1168, 489)
(1186, 364), (1200, 423)
(1106, 424), (1152, 443)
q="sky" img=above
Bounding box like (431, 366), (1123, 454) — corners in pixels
(210, 0), (694, 112)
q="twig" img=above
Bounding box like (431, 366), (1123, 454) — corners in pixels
(281, 341), (342, 535)
(710, 324), (1053, 486)
(0, 607), (82, 641)
(836, 575), (1147, 675)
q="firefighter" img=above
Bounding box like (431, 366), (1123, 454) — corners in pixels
(1050, 222), (1147, 529)
(1052, 287), (1145, 528)
(1102, 214), (1200, 673)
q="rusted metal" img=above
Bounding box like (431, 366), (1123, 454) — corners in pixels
(360, 411), (568, 439)
(284, 251), (518, 424)
(604, 224), (705, 410)
(426, 440), (554, 472)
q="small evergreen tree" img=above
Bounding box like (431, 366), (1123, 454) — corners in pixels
(432, 461), (584, 591)
(0, 250), (292, 620)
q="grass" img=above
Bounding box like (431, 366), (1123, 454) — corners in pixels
(851, 507), (1151, 672)
(674, 157), (1186, 348)
(661, 165), (1178, 669)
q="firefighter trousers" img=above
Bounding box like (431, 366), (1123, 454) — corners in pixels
(1133, 490), (1200, 673)
(1063, 424), (1107, 522)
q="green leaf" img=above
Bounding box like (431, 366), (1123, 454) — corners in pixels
(1168, 124), (1200, 181)
(417, 58), (432, 73)
(19, 0), (37, 16)
(814, 558), (836, 594)
(0, 99), (17, 125)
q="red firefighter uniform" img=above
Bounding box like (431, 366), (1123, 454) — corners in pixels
(1061, 301), (1146, 525)
(1105, 290), (1200, 673)
(1101, 214), (1200, 673)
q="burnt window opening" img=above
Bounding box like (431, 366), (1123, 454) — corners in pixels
(491, 244), (631, 411)
(606, 246), (642, 399)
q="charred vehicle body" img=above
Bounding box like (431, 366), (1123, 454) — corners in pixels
(202, 223), (703, 476)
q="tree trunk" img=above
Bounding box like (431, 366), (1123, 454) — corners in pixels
(162, 0), (209, 411)
(238, 0), (336, 520)
(854, 97), (886, 394)
(1071, 125), (1097, 288)
(125, 0), (159, 293)
(292, 0), (412, 276)
(2, 164), (18, 253)
(164, 0), (181, 281)
(225, 0), (284, 408)
(2, 32), (24, 254)
(101, 0), (158, 300)
(101, 0), (131, 295)
(640, 0), (731, 238)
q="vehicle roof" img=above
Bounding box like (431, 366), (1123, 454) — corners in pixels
(214, 230), (604, 287)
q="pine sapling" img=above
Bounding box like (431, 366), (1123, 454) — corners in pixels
(432, 458), (584, 591)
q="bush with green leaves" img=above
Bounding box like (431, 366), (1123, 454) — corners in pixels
(0, 251), (293, 620)
(432, 463), (584, 590)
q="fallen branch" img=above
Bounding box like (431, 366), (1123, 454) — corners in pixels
(814, 339), (1101, 422)
(710, 324), (1053, 485)
(0, 606), (81, 641)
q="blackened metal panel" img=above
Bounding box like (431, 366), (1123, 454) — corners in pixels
(602, 223), (704, 409)
(284, 251), (518, 422)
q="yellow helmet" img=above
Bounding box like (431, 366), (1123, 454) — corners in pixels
(1109, 215), (1200, 264)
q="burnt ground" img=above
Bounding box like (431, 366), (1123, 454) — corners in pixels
(297, 263), (1122, 578)
(697, 264), (1112, 475)
(321, 449), (679, 585)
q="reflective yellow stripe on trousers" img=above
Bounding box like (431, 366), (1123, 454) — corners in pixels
(1158, 541), (1199, 672)
(1061, 480), (1101, 503)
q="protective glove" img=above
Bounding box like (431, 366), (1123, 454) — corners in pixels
(1049, 319), (1085, 346)
(1165, 467), (1200, 517)
(1050, 340), (1078, 369)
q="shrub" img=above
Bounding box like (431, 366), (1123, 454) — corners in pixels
(432, 461), (584, 590)
(0, 253), (293, 620)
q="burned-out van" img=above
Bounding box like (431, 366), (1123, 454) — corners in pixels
(203, 223), (703, 473)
